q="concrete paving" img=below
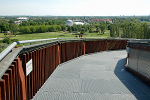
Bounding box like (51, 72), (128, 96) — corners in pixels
(33, 50), (150, 100)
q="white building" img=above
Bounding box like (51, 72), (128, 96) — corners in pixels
(17, 17), (28, 22)
(14, 20), (22, 25)
(65, 19), (87, 26)
(65, 20), (73, 26)
(73, 22), (84, 25)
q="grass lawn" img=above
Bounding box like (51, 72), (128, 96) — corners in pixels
(0, 30), (110, 41)
(0, 33), (5, 38)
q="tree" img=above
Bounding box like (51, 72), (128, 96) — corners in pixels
(148, 28), (150, 39)
(77, 25), (82, 31)
(110, 24), (115, 37)
(134, 26), (141, 39)
(100, 23), (106, 34)
(10, 23), (19, 36)
(20, 26), (31, 33)
(9, 19), (14, 24)
(129, 22), (138, 38)
(38, 25), (48, 33)
(74, 25), (78, 32)
(96, 27), (100, 33)
(2, 37), (11, 44)
(52, 25), (57, 32)
(1, 24), (10, 32)
(82, 25), (88, 32)
(19, 22), (30, 26)
(0, 20), (10, 32)
(24, 26), (31, 33)
(89, 28), (93, 33)
(141, 22), (148, 39)
(48, 25), (57, 32)
(67, 26), (72, 33)
(115, 24), (120, 37)
(29, 21), (38, 26)
(61, 25), (66, 31)
(95, 24), (99, 28)
(123, 22), (129, 38)
(30, 26), (36, 33)
(56, 25), (61, 31)
(107, 24), (111, 30)
(80, 28), (85, 34)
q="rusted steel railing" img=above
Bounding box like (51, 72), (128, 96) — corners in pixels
(0, 38), (128, 100)
(60, 41), (85, 63)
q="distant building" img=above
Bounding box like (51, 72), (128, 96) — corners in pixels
(65, 19), (87, 26)
(90, 19), (112, 23)
(14, 17), (28, 25)
(17, 17), (28, 22)
(73, 22), (84, 25)
(90, 19), (106, 23)
(84, 19), (90, 22)
(106, 19), (112, 23)
(65, 20), (73, 26)
(14, 20), (22, 25)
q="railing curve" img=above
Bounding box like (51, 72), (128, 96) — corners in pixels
(0, 37), (128, 100)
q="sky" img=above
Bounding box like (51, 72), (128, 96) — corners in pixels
(0, 0), (150, 16)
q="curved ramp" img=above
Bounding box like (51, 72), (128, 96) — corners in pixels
(33, 50), (150, 100)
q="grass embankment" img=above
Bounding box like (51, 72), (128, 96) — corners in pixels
(0, 30), (110, 41)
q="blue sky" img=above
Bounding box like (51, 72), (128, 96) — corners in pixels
(0, 0), (150, 16)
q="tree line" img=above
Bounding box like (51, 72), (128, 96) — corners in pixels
(1, 17), (150, 39)
(19, 19), (65, 27)
(110, 20), (150, 39)
(67, 22), (108, 34)
(0, 19), (66, 34)
(19, 25), (66, 34)
(67, 25), (92, 34)
(0, 20), (19, 35)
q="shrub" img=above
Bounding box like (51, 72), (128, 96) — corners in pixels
(0, 43), (9, 53)
(2, 37), (11, 44)
(11, 39), (18, 42)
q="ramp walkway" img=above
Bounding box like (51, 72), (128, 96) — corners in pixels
(33, 50), (150, 100)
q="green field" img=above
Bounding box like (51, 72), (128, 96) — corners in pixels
(0, 30), (110, 41)
(0, 33), (5, 38)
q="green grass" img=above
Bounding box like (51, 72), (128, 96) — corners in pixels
(0, 30), (110, 41)
(10, 32), (73, 40)
(0, 33), (5, 38)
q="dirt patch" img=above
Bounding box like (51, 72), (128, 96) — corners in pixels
(0, 38), (4, 40)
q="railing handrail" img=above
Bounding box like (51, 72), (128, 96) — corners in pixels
(0, 37), (130, 62)
(0, 37), (110, 61)
(128, 39), (150, 43)
(0, 38), (58, 62)
(0, 42), (17, 62)
(0, 37), (129, 79)
(17, 38), (58, 44)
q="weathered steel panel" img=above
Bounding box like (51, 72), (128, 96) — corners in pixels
(0, 80), (6, 100)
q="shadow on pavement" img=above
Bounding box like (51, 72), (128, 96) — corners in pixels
(114, 58), (150, 100)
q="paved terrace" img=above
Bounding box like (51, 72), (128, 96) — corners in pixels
(33, 50), (150, 100)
